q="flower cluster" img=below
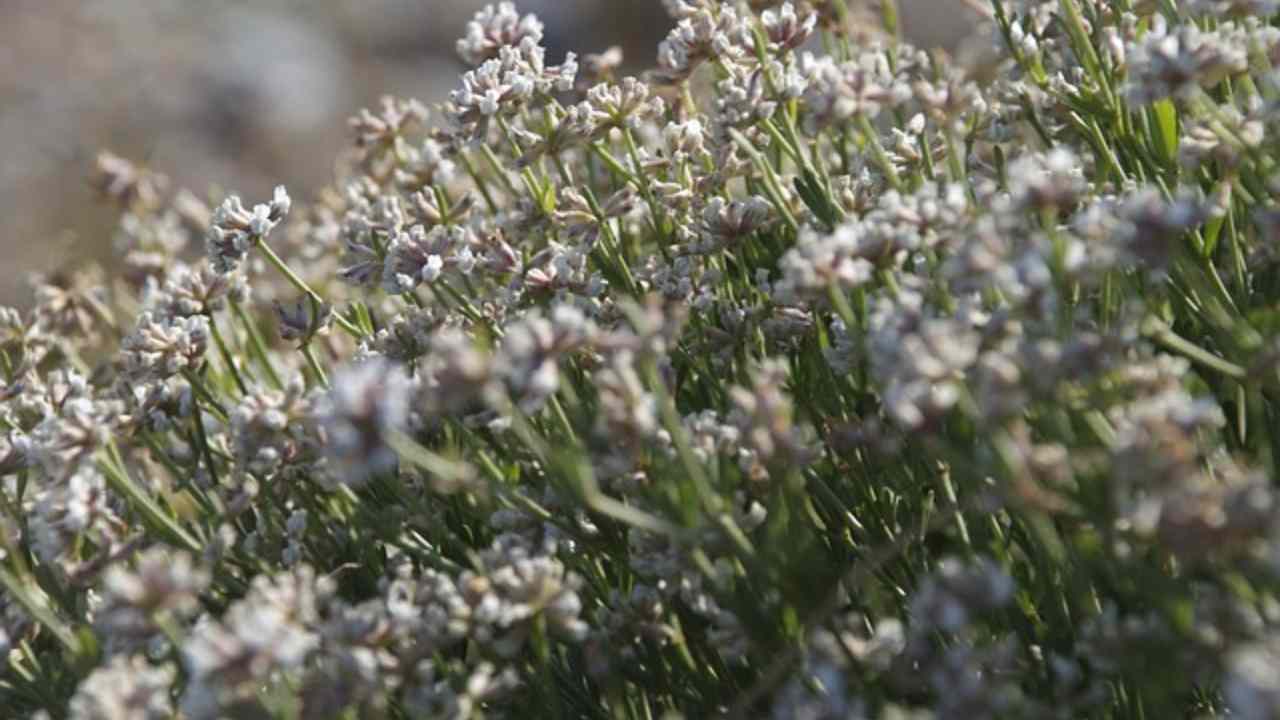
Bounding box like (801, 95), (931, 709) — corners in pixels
(205, 186), (292, 273)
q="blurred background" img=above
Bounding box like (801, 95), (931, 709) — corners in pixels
(0, 0), (980, 306)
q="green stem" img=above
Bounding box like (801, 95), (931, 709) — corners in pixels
(181, 368), (230, 422)
(459, 151), (501, 214)
(0, 567), (80, 653)
(255, 239), (362, 338)
(857, 114), (903, 191)
(142, 432), (216, 516)
(621, 126), (669, 238)
(208, 315), (248, 395)
(230, 298), (284, 391)
(99, 443), (202, 553)
(435, 280), (499, 336)
(589, 142), (644, 188)
(730, 128), (800, 234)
(1143, 318), (1247, 380)
(480, 143), (521, 196)
(302, 343), (330, 389)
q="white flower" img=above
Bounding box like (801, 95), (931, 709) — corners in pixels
(205, 186), (291, 273)
(321, 359), (412, 485)
(456, 2), (545, 67)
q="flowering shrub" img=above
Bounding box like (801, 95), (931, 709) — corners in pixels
(6, 0), (1280, 717)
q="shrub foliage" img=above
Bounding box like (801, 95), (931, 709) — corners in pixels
(6, 1), (1280, 717)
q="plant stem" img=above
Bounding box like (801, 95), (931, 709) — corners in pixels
(99, 443), (202, 553)
(302, 343), (330, 389)
(230, 298), (284, 390)
(255, 239), (363, 338)
(208, 314), (248, 395)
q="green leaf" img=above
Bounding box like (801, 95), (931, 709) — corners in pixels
(793, 169), (839, 231)
(1150, 99), (1179, 165)
(1202, 217), (1226, 259)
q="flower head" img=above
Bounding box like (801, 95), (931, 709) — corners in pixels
(206, 186), (291, 273)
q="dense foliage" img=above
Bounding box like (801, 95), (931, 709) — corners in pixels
(5, 0), (1280, 717)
